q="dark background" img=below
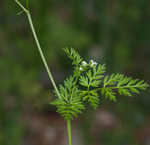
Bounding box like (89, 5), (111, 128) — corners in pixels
(0, 0), (150, 145)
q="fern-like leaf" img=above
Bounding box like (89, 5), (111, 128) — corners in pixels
(51, 96), (85, 120)
(101, 74), (149, 100)
(101, 88), (116, 101)
(64, 48), (82, 66)
(80, 64), (106, 88)
(89, 64), (105, 87)
(51, 76), (85, 120)
(80, 90), (100, 109)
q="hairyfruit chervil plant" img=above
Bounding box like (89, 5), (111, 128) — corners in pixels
(15, 1), (149, 145)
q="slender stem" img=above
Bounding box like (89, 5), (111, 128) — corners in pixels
(67, 120), (72, 145)
(15, 0), (61, 99)
(15, 0), (28, 13)
(15, 2), (73, 145)
(26, 13), (61, 98)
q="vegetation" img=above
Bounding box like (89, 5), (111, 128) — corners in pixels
(52, 48), (148, 121)
(0, 0), (150, 144)
(14, 1), (149, 145)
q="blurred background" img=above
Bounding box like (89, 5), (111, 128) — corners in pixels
(1, 0), (150, 145)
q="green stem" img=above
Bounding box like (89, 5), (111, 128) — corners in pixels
(15, 2), (73, 145)
(26, 13), (61, 98)
(14, 0), (61, 99)
(67, 120), (72, 145)
(15, 0), (28, 13)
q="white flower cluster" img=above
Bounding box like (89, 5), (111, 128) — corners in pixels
(82, 61), (87, 66)
(79, 60), (98, 71)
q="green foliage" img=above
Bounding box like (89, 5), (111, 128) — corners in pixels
(101, 74), (149, 101)
(7, 0), (150, 144)
(51, 48), (149, 120)
(79, 64), (105, 108)
(64, 48), (82, 66)
(80, 64), (105, 88)
(80, 90), (100, 109)
(51, 76), (85, 120)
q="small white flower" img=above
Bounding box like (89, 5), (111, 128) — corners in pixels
(90, 60), (98, 66)
(81, 61), (87, 66)
(93, 61), (98, 65)
(79, 67), (83, 71)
